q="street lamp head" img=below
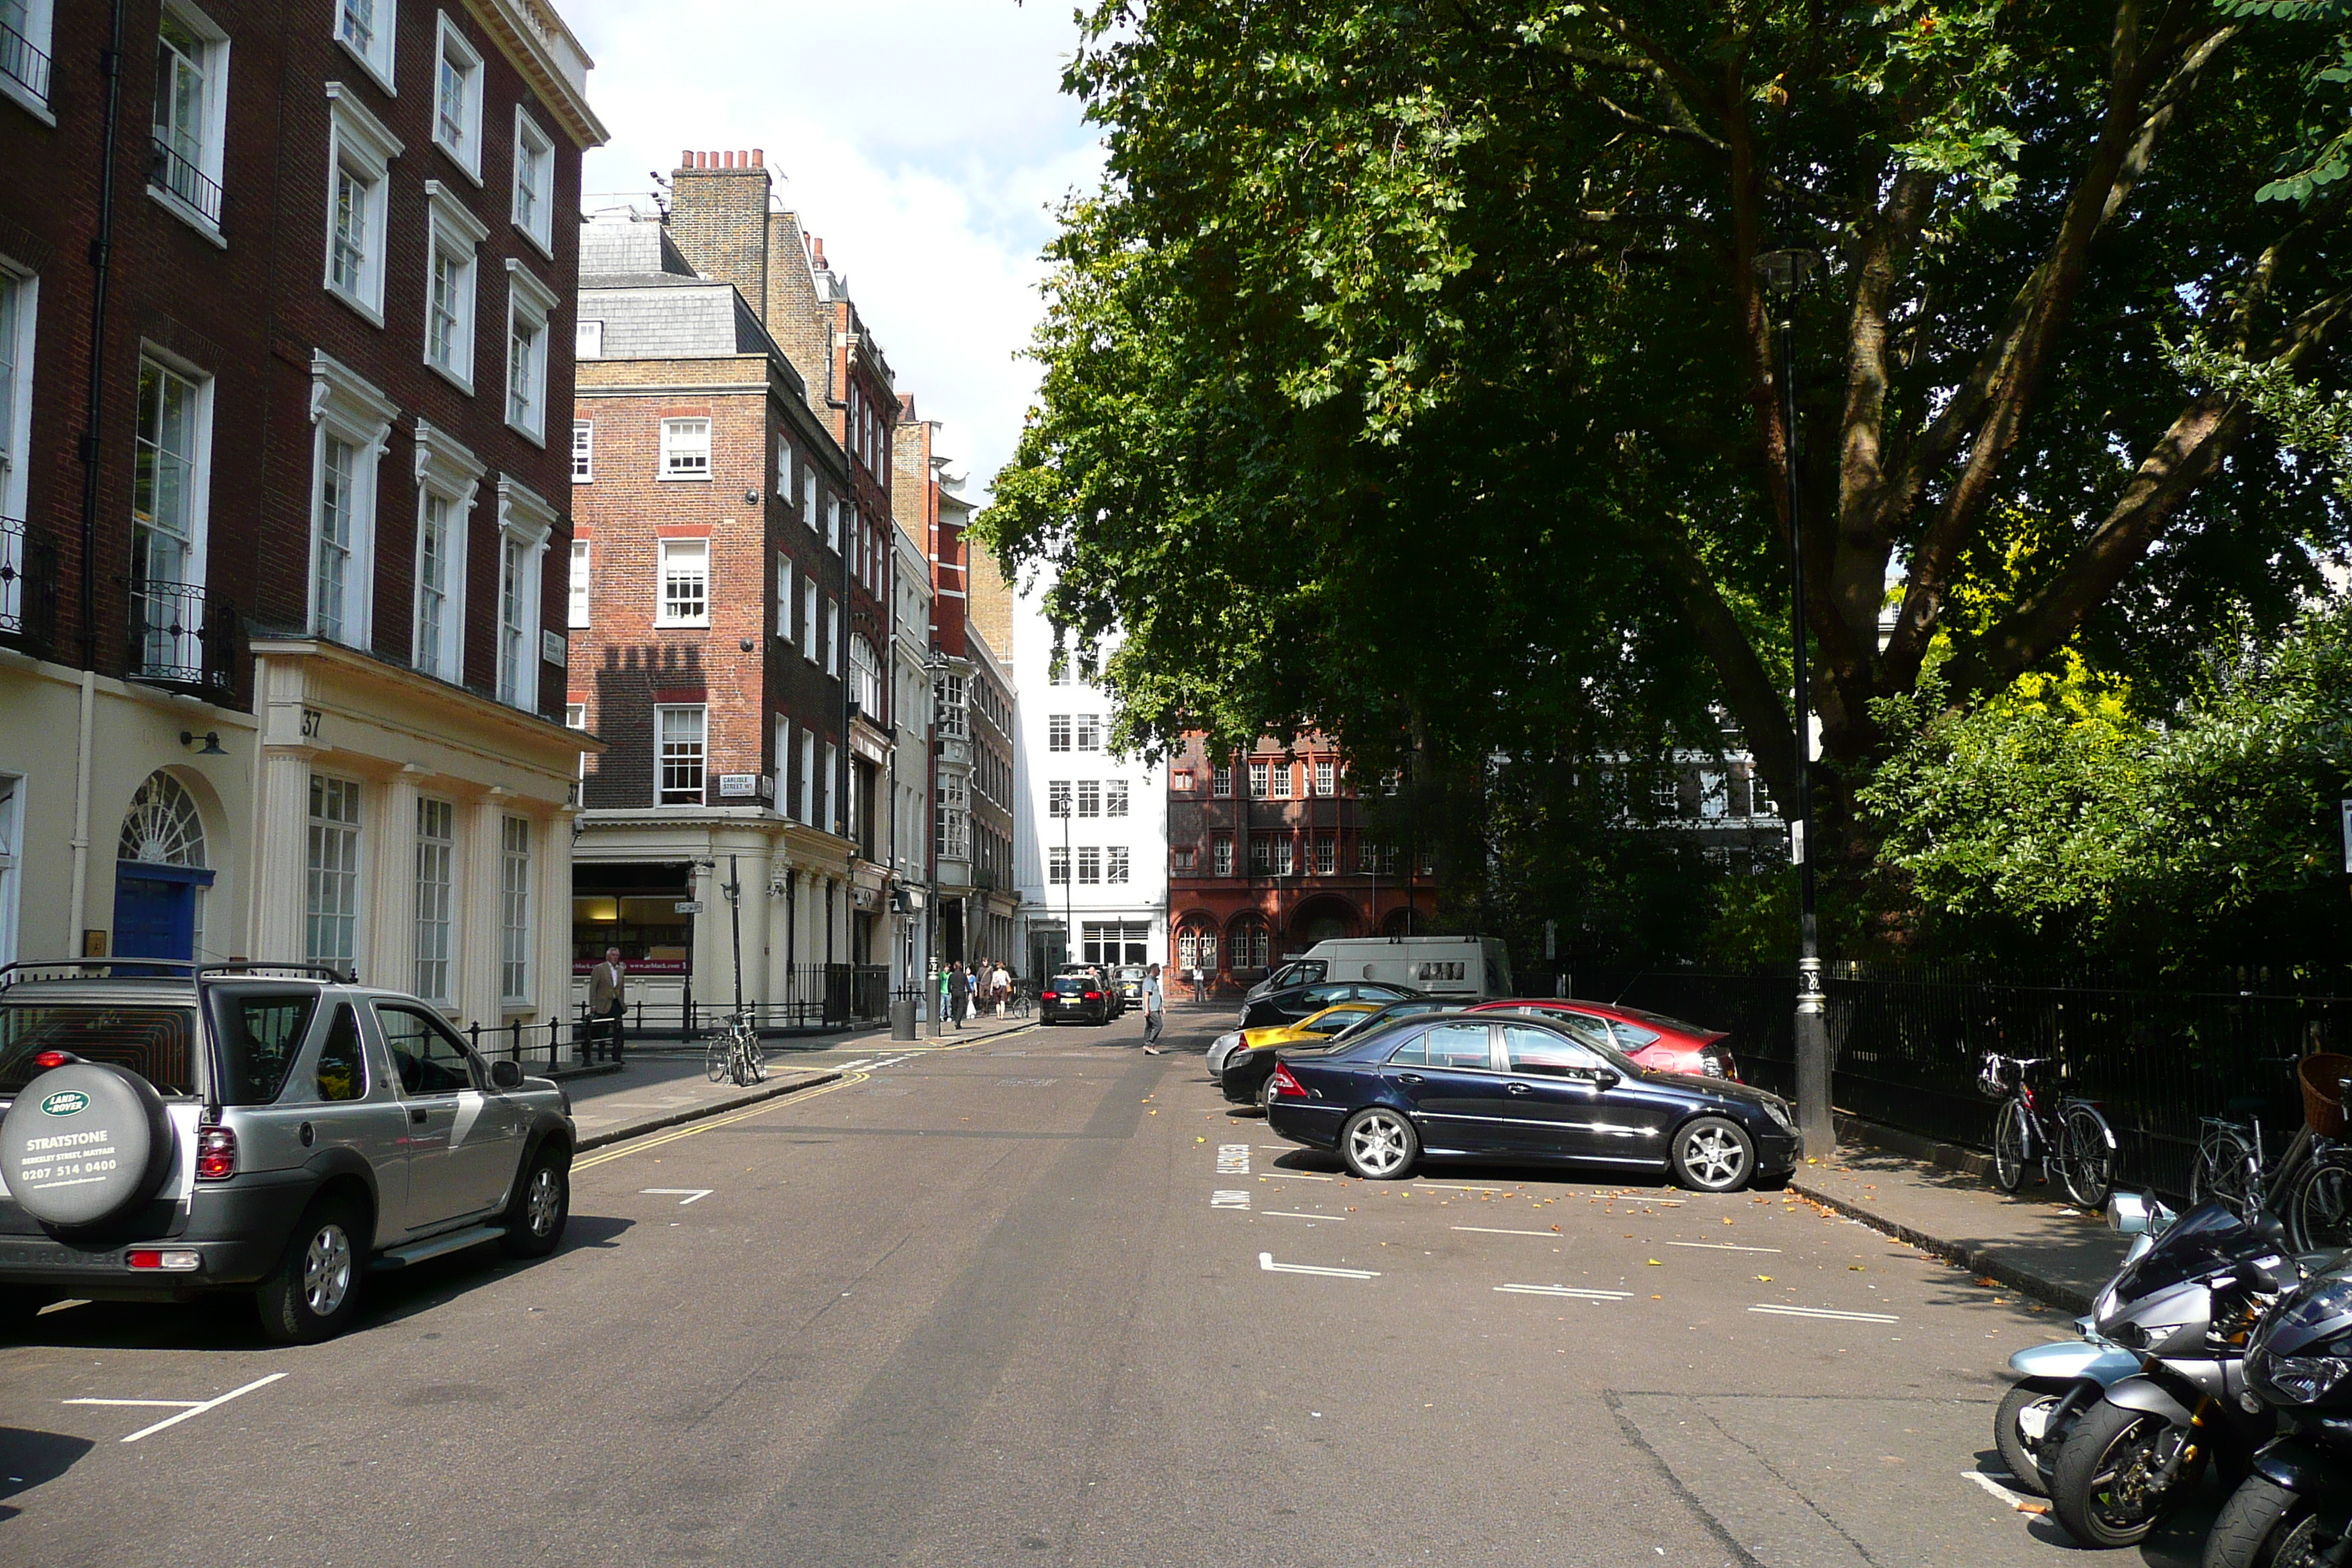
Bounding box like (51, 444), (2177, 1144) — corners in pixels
(1755, 248), (1822, 296)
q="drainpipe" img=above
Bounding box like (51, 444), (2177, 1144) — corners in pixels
(69, 0), (130, 951)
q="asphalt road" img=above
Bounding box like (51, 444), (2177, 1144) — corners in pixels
(0, 1007), (2219, 1567)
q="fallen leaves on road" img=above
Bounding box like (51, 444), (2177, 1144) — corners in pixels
(1756, 1275), (1774, 1283)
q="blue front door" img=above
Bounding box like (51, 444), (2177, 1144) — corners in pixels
(113, 862), (214, 963)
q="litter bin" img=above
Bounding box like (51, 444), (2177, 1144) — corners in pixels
(889, 998), (918, 1041)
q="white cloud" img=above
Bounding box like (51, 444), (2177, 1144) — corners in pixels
(564, 0), (1104, 502)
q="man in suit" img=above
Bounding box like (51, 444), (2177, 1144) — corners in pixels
(589, 947), (628, 1066)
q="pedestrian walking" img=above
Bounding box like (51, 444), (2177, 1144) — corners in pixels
(949, 962), (969, 1029)
(588, 947), (628, 1066)
(1142, 962), (1167, 1053)
(991, 960), (1011, 1018)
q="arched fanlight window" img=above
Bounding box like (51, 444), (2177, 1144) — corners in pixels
(118, 771), (207, 867)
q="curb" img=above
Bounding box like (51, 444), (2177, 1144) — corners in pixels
(576, 1070), (844, 1153)
(1786, 1170), (2096, 1315)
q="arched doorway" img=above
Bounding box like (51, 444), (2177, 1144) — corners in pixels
(1288, 896), (1360, 950)
(114, 771), (215, 963)
(1174, 916), (1218, 996)
(1226, 914), (1270, 976)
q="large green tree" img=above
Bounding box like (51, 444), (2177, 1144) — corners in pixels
(984, 1), (2351, 824)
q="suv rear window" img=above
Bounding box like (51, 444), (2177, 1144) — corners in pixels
(206, 987), (321, 1105)
(0, 1003), (200, 1097)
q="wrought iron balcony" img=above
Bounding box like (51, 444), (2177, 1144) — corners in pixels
(0, 17), (50, 102)
(0, 513), (23, 635)
(127, 578), (236, 693)
(150, 136), (224, 228)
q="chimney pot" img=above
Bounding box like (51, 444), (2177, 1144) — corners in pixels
(681, 148), (693, 167)
(724, 150), (736, 168)
(752, 148), (764, 167)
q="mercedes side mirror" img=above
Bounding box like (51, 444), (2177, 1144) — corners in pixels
(489, 1059), (524, 1090)
(1591, 1068), (1620, 1092)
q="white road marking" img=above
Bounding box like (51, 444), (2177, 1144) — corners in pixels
(1749, 1303), (1900, 1324)
(69, 1371), (288, 1443)
(1666, 1241), (1783, 1254)
(641, 1188), (714, 1205)
(1496, 1284), (1635, 1300)
(1413, 1181), (1505, 1192)
(1217, 1143), (1251, 1175)
(1211, 1190), (1251, 1210)
(838, 1060), (873, 1071)
(1966, 1471), (2043, 1512)
(872, 1055), (911, 1069)
(1262, 1211), (1341, 1220)
(1452, 1226), (1556, 1237)
(1259, 1251), (1378, 1280)
(1262, 1172), (1335, 1181)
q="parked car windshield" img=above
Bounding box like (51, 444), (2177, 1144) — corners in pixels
(0, 1000), (201, 1097)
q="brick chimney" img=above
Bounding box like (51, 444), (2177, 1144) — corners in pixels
(668, 148), (772, 317)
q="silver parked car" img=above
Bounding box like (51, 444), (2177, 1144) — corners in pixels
(0, 960), (576, 1343)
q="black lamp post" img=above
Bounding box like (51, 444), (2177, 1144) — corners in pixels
(1758, 246), (1834, 1164)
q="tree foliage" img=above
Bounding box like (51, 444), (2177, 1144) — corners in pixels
(981, 0), (2352, 823)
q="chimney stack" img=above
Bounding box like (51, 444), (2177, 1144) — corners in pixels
(668, 149), (774, 314)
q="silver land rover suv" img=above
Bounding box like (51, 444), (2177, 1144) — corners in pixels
(0, 960), (576, 1343)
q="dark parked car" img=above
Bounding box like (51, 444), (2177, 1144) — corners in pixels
(1221, 997), (1458, 1106)
(1240, 981), (1421, 1032)
(1264, 1010), (1800, 1190)
(1040, 972), (1112, 1026)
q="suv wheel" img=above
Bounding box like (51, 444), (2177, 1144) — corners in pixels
(257, 1195), (366, 1344)
(500, 1147), (570, 1259)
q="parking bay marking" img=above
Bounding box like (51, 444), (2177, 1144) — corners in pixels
(67, 1371), (287, 1443)
(641, 1188), (714, 1205)
(1496, 1284), (1636, 1301)
(1212, 1190), (1251, 1210)
(1262, 1211), (1341, 1221)
(1216, 1143), (1251, 1175)
(1667, 1241), (1783, 1254)
(1749, 1303), (1900, 1324)
(1259, 1251), (1379, 1280)
(1454, 1226), (1557, 1238)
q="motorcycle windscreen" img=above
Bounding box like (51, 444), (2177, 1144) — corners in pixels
(2108, 1202), (2284, 1303)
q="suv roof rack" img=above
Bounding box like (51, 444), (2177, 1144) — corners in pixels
(0, 958), (358, 992)
(196, 962), (358, 984)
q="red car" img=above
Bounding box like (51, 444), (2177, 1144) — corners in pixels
(1463, 998), (1739, 1081)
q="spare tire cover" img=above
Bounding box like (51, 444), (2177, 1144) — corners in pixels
(1, 1064), (173, 1228)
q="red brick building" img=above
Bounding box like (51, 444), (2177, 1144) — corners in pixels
(1164, 732), (1435, 991)
(567, 153), (905, 1022)
(0, 0), (602, 1033)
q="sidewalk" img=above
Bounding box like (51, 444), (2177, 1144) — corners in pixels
(1793, 1115), (2130, 1313)
(561, 1013), (1040, 1151)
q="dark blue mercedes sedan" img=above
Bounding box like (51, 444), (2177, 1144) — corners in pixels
(1264, 1010), (1802, 1191)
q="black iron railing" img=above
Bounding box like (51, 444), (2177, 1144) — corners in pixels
(0, 513), (23, 634)
(127, 578), (235, 691)
(150, 135), (224, 227)
(0, 16), (49, 101)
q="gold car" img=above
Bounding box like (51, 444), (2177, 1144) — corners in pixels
(1219, 1003), (1381, 1104)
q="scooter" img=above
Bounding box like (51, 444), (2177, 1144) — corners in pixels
(1994, 1191), (2171, 1496)
(2048, 1199), (2304, 1549)
(2201, 1259), (2352, 1568)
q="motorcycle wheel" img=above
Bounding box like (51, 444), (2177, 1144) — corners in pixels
(1994, 1379), (2075, 1498)
(2201, 1476), (2312, 1568)
(2051, 1398), (2198, 1550)
(2289, 1159), (2352, 1254)
(1992, 1099), (2029, 1193)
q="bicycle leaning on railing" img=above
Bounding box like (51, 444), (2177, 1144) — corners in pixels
(1980, 1052), (2117, 1210)
(2186, 1056), (2352, 1251)
(704, 1009), (769, 1088)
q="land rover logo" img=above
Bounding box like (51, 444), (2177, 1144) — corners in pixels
(38, 1090), (90, 1118)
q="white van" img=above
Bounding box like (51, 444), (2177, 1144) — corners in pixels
(1245, 935), (1514, 1004)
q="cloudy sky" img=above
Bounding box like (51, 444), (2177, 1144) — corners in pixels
(565, 1), (1104, 504)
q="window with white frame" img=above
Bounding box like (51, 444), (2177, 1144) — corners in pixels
(129, 355), (210, 682)
(412, 796), (453, 1002)
(499, 815), (530, 1003)
(423, 182), (486, 388)
(827, 494), (842, 554)
(306, 352), (394, 650)
(1248, 760), (1270, 799)
(1312, 835), (1335, 875)
(660, 417), (709, 478)
(655, 705), (704, 804)
(1, 0), (57, 110)
(1077, 846), (1101, 885)
(772, 715), (788, 807)
(1250, 835), (1271, 875)
(151, 3), (227, 231)
(431, 12), (481, 176)
(503, 261), (556, 442)
(1047, 712), (1069, 752)
(1047, 845), (1067, 884)
(800, 576), (817, 660)
(1107, 846), (1130, 884)
(574, 318), (601, 359)
(1212, 763), (1233, 798)
(410, 418), (478, 682)
(1271, 760), (1294, 799)
(323, 86), (399, 322)
(1076, 714), (1101, 752)
(935, 675), (968, 739)
(802, 467), (816, 532)
(494, 477), (552, 711)
(510, 108), (553, 253)
(1315, 759), (1336, 797)
(1213, 835), (1234, 876)
(570, 420), (591, 481)
(1047, 779), (1070, 818)
(568, 540), (589, 628)
(306, 774), (362, 966)
(851, 635), (882, 717)
(1106, 779), (1129, 818)
(774, 553), (790, 638)
(0, 266), (30, 633)
(334, 0), (393, 87)
(1077, 778), (1100, 818)
(657, 538), (707, 625)
(796, 728), (813, 825)
(821, 742), (837, 833)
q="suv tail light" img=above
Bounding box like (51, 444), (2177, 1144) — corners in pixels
(31, 1049), (80, 1070)
(1042, 990), (1059, 1000)
(1084, 991), (1102, 1000)
(195, 1126), (237, 1181)
(1270, 1063), (1307, 1100)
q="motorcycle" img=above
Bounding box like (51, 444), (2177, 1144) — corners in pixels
(2048, 1199), (2304, 1549)
(1995, 1191), (2170, 1496)
(2201, 1260), (2352, 1568)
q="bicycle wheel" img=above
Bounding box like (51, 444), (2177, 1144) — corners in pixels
(746, 1036), (767, 1082)
(2289, 1157), (2352, 1252)
(1992, 1098), (2029, 1193)
(2191, 1126), (2256, 1216)
(2060, 1104), (2117, 1210)
(704, 1039), (729, 1084)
